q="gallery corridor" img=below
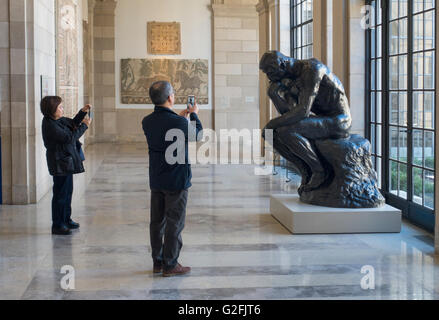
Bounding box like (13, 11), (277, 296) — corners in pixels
(0, 143), (438, 300)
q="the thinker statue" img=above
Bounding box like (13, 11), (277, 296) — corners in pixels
(260, 51), (384, 208)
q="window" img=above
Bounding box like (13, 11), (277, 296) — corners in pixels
(367, 0), (436, 231)
(290, 0), (313, 59)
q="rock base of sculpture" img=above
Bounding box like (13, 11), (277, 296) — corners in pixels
(271, 194), (401, 234)
(299, 135), (385, 208)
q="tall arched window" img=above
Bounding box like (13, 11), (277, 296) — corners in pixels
(290, 0), (313, 59)
(366, 0), (436, 231)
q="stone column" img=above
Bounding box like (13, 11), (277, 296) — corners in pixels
(84, 0), (96, 143)
(268, 0), (279, 51)
(326, 0), (334, 70)
(93, 0), (117, 142)
(0, 0), (11, 203)
(313, 0), (327, 63)
(332, 0), (365, 137)
(7, 0), (34, 204)
(279, 0), (290, 55)
(332, 0), (349, 96)
(212, 0), (260, 132)
(348, 0), (366, 137)
(257, 0), (270, 154)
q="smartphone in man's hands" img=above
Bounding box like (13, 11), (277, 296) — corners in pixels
(88, 110), (94, 120)
(187, 95), (195, 110)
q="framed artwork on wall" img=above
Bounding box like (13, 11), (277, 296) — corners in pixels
(147, 22), (181, 55)
(121, 58), (208, 104)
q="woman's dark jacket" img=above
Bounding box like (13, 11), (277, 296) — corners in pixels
(42, 110), (89, 176)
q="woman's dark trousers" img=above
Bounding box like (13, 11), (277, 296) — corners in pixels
(52, 175), (74, 228)
(150, 189), (188, 271)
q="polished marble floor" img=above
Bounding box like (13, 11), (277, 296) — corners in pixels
(1, 143), (438, 300)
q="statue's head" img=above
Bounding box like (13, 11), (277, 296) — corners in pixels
(259, 51), (293, 82)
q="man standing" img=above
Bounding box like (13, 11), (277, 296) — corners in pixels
(142, 81), (203, 277)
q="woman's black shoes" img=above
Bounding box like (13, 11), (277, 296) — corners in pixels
(52, 226), (72, 235)
(67, 220), (80, 229)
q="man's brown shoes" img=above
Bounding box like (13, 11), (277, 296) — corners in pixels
(162, 263), (191, 277)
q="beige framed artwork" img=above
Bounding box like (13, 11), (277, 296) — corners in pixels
(147, 22), (181, 55)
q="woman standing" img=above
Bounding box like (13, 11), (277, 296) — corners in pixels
(40, 96), (92, 235)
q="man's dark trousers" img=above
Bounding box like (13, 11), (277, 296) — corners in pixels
(150, 189), (188, 271)
(52, 174), (73, 228)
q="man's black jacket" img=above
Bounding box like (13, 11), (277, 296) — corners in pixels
(42, 110), (88, 176)
(142, 106), (203, 191)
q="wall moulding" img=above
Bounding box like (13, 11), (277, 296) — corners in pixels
(211, 4), (258, 17)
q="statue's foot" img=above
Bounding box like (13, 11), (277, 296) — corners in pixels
(301, 171), (326, 192)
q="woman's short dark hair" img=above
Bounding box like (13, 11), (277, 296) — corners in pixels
(40, 96), (62, 118)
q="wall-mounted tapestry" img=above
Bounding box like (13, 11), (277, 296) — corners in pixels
(120, 59), (209, 104)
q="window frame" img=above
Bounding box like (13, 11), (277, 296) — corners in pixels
(365, 0), (436, 232)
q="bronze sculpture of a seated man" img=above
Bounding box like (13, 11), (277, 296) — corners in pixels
(260, 51), (384, 208)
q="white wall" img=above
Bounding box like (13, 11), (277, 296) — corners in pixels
(115, 0), (212, 110)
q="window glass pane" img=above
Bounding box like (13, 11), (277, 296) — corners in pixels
(413, 167), (423, 205)
(424, 131), (434, 170)
(399, 92), (407, 126)
(413, 53), (424, 89)
(424, 92), (434, 129)
(390, 127), (398, 159)
(399, 55), (407, 89)
(371, 27), (376, 58)
(390, 161), (398, 195)
(399, 18), (408, 53)
(399, 163), (407, 199)
(371, 124), (376, 154)
(399, 129), (407, 162)
(413, 129), (424, 166)
(399, 0), (408, 17)
(377, 0), (382, 24)
(377, 124), (382, 156)
(390, 20), (399, 54)
(413, 13), (423, 51)
(391, 0), (399, 20)
(371, 60), (376, 90)
(390, 92), (399, 124)
(424, 51), (434, 89)
(376, 92), (382, 123)
(389, 56), (398, 89)
(371, 92), (376, 122)
(424, 11), (434, 50)
(376, 157), (382, 188)
(377, 58), (382, 90)
(307, 23), (313, 44)
(424, 170), (434, 209)
(413, 92), (424, 127)
(377, 25), (382, 57)
(425, 0), (434, 10)
(414, 0), (423, 13)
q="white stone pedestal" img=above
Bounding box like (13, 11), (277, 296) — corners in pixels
(270, 194), (402, 234)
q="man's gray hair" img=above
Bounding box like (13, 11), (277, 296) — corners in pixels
(149, 81), (174, 106)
